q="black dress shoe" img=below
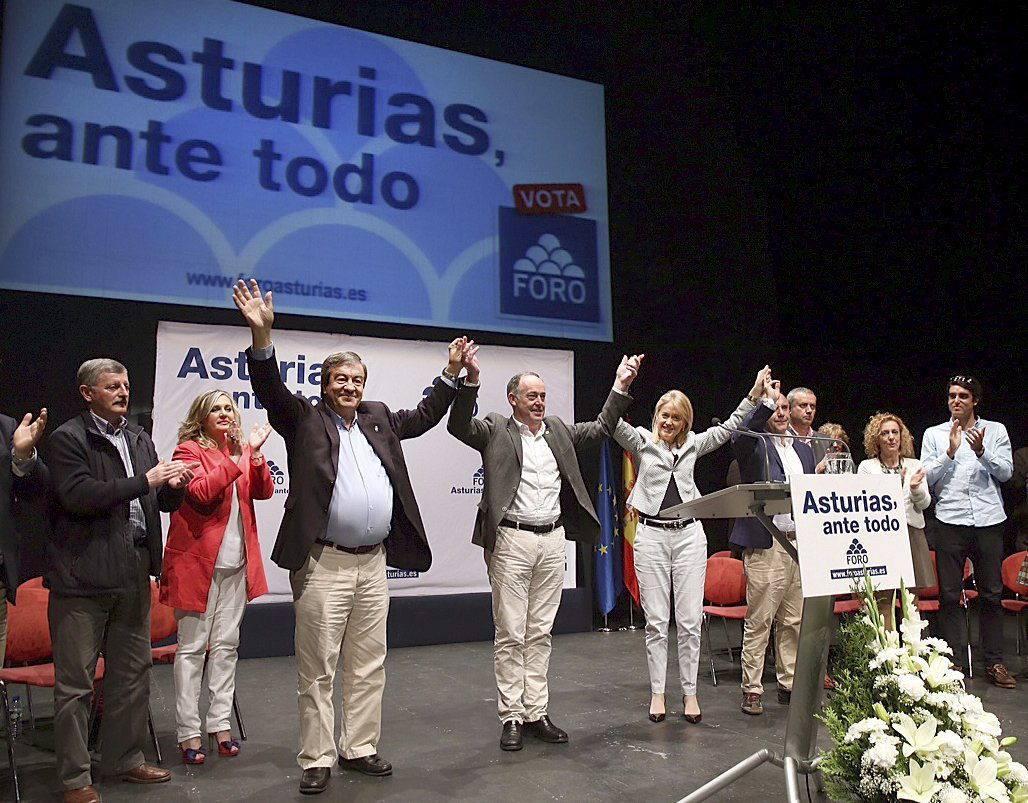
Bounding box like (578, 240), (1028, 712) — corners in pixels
(299, 767), (331, 795)
(777, 686), (792, 705)
(338, 753), (393, 776)
(500, 720), (523, 751)
(523, 715), (568, 744)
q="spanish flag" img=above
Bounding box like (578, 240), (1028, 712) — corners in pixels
(622, 449), (640, 604)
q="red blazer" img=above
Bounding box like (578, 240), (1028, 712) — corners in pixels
(160, 440), (274, 612)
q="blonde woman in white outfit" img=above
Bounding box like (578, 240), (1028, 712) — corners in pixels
(612, 366), (771, 724)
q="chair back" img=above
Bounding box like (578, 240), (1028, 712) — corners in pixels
(149, 581), (178, 644)
(4, 588), (53, 665)
(704, 556), (746, 606)
(918, 552), (940, 599)
(709, 550), (732, 559)
(1002, 552), (1028, 596)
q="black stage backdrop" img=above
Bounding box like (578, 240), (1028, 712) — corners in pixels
(1, 2), (1024, 649)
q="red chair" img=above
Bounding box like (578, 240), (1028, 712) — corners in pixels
(1, 586), (105, 803)
(833, 595), (863, 615)
(709, 550), (732, 559)
(1001, 552), (1028, 657)
(702, 556), (747, 686)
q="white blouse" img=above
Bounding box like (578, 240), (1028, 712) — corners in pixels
(857, 456), (931, 529)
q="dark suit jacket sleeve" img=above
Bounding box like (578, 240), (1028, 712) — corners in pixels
(50, 427), (149, 516)
(387, 376), (458, 440)
(569, 389), (633, 448)
(731, 401), (774, 464)
(446, 383), (493, 452)
(246, 346), (309, 438)
(3, 416), (49, 498)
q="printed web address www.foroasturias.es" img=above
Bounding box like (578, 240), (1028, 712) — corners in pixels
(185, 272), (368, 302)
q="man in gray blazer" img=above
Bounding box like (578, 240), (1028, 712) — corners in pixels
(448, 345), (641, 751)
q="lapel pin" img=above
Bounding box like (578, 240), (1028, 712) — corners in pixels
(374, 424), (380, 432)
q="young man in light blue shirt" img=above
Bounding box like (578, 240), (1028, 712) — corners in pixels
(921, 375), (1014, 688)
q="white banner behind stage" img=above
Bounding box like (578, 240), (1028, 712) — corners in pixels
(153, 321), (577, 601)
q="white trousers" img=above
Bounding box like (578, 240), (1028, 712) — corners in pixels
(290, 543), (388, 769)
(173, 565), (247, 742)
(487, 525), (566, 723)
(633, 521), (707, 696)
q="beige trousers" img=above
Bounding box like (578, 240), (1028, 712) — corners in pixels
(173, 565), (247, 742)
(487, 525), (566, 723)
(290, 543), (388, 769)
(741, 537), (803, 695)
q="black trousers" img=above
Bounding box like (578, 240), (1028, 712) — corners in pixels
(933, 520), (1005, 668)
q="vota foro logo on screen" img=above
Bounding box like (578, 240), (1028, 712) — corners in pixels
(498, 207), (599, 323)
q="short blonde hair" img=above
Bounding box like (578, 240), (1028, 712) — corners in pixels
(817, 422), (850, 449)
(862, 412), (914, 460)
(177, 390), (242, 449)
(650, 390), (693, 447)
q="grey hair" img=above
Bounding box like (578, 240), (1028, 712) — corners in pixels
(77, 358), (128, 388)
(321, 351), (367, 389)
(506, 371), (542, 398)
(786, 386), (815, 407)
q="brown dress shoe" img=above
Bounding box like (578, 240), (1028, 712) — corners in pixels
(120, 763), (172, 784)
(741, 692), (763, 716)
(63, 786), (101, 803)
(986, 663), (1017, 689)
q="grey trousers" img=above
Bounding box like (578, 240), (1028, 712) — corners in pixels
(49, 548), (152, 791)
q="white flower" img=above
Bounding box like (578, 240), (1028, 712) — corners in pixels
(900, 611), (929, 646)
(871, 646), (907, 669)
(960, 694), (984, 715)
(964, 710), (1003, 739)
(897, 758), (942, 803)
(923, 636), (954, 655)
(965, 751), (1011, 802)
(1009, 762), (1028, 785)
(922, 654), (965, 688)
(845, 717), (888, 743)
(894, 712), (945, 758)
(935, 729), (965, 758)
(862, 739), (899, 770)
(938, 786), (970, 803)
(897, 673), (928, 701)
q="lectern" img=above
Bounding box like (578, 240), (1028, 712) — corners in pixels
(662, 483), (832, 803)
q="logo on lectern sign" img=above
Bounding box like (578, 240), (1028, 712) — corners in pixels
(790, 474), (916, 598)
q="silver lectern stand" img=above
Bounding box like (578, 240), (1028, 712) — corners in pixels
(662, 483), (831, 803)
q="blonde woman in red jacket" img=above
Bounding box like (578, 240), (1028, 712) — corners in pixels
(160, 390), (274, 764)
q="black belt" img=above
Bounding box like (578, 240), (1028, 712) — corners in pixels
(499, 517), (563, 534)
(638, 514), (696, 530)
(315, 538), (381, 555)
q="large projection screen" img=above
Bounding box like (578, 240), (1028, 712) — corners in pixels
(0, 0), (612, 341)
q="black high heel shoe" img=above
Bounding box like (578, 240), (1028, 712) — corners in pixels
(648, 696), (666, 722)
(682, 696), (702, 724)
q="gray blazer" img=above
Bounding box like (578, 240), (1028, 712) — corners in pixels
(614, 397), (757, 517)
(447, 385), (633, 552)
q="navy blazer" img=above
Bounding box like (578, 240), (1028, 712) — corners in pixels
(728, 401), (816, 549)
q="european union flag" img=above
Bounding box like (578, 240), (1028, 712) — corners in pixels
(594, 439), (623, 615)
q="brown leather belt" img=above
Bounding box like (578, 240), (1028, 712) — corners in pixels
(499, 517), (563, 534)
(315, 538), (381, 555)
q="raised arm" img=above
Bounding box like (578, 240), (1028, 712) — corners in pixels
(611, 419), (646, 457)
(570, 354), (641, 447)
(446, 344), (492, 451)
(694, 366), (769, 456)
(235, 279), (309, 435)
(388, 338), (464, 440)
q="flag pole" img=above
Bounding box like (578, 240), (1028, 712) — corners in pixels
(596, 613), (612, 633)
(626, 598), (640, 630)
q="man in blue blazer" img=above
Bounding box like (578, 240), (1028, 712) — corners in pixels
(729, 379), (815, 716)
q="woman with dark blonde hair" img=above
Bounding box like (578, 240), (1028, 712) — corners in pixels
(857, 412), (935, 626)
(160, 390), (274, 764)
(613, 366), (772, 724)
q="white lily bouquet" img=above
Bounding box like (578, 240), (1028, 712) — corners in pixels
(818, 576), (1027, 802)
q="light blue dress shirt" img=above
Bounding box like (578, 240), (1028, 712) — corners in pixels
(324, 406), (394, 548)
(89, 410), (147, 539)
(921, 417), (1013, 527)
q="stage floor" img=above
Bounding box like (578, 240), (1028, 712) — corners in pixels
(7, 624), (1028, 801)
